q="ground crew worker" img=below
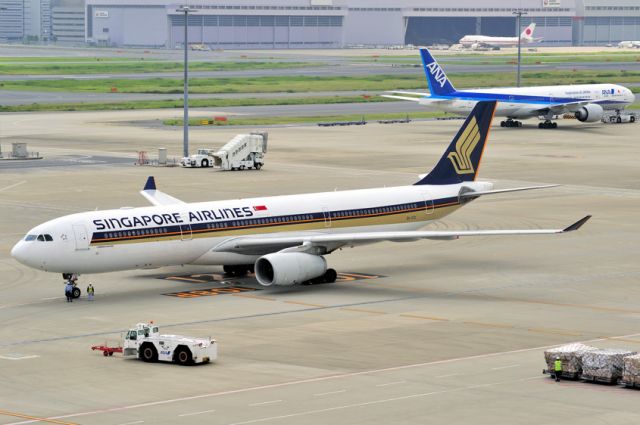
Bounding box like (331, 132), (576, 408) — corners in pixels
(87, 283), (95, 301)
(64, 281), (74, 302)
(554, 356), (562, 382)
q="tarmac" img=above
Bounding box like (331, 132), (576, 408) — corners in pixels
(0, 109), (639, 424)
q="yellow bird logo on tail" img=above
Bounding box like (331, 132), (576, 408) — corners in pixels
(447, 116), (481, 174)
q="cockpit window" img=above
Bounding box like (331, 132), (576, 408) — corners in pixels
(25, 235), (37, 241)
(36, 235), (45, 241)
(44, 234), (53, 242)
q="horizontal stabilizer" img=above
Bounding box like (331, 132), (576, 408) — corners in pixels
(381, 94), (423, 102)
(387, 90), (428, 96)
(140, 176), (185, 206)
(459, 184), (560, 199)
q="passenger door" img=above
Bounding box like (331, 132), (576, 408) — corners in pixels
(72, 224), (90, 250)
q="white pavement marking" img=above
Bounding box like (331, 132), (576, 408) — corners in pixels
(375, 381), (406, 387)
(8, 331), (640, 425)
(224, 376), (544, 425)
(313, 390), (347, 397)
(249, 400), (282, 407)
(0, 181), (26, 193)
(177, 409), (216, 417)
(0, 355), (39, 361)
(491, 364), (520, 370)
(435, 373), (460, 378)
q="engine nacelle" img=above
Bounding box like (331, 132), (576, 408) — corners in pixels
(254, 253), (327, 287)
(574, 104), (604, 122)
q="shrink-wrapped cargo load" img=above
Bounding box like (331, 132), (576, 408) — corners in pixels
(621, 354), (640, 387)
(544, 343), (598, 376)
(582, 349), (636, 383)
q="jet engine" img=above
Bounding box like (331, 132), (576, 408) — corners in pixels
(574, 104), (604, 122)
(254, 252), (327, 287)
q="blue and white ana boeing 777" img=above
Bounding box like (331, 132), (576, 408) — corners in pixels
(384, 48), (635, 128)
(12, 102), (590, 292)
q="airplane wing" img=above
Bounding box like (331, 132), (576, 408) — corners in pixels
(535, 101), (590, 115)
(139, 176), (185, 206)
(381, 94), (455, 104)
(212, 216), (591, 256)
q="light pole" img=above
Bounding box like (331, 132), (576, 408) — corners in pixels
(177, 6), (194, 158)
(512, 9), (527, 88)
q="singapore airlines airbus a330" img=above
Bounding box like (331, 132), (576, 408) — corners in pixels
(12, 101), (590, 292)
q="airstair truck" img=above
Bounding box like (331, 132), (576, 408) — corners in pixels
(212, 132), (267, 170)
(123, 322), (217, 365)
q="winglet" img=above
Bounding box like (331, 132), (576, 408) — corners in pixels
(563, 215), (591, 232)
(143, 176), (156, 191)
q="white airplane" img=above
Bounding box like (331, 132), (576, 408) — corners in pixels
(11, 101), (590, 294)
(459, 23), (540, 50)
(383, 48), (635, 128)
(618, 41), (640, 49)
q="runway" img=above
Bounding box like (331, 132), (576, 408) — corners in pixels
(0, 108), (639, 424)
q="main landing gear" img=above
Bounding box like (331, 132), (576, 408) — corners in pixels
(500, 119), (522, 128)
(302, 268), (338, 285)
(223, 264), (254, 277)
(538, 120), (558, 129)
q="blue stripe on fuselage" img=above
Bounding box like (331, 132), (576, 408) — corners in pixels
(427, 90), (584, 105)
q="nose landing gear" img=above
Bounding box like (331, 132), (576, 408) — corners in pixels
(62, 273), (82, 299)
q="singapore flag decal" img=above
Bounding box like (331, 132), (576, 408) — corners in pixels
(253, 205), (268, 211)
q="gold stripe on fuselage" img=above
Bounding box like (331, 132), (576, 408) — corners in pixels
(90, 202), (461, 246)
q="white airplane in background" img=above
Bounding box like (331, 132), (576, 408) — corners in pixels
(618, 41), (640, 49)
(459, 23), (540, 50)
(12, 102), (590, 295)
(384, 48), (635, 128)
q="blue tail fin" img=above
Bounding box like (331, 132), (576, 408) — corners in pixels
(415, 101), (497, 186)
(420, 48), (456, 96)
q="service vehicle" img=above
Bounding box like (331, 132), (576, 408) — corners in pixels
(602, 112), (637, 124)
(181, 148), (215, 168)
(122, 322), (217, 365)
(212, 132), (267, 170)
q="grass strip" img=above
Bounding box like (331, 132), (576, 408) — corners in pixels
(0, 61), (317, 75)
(163, 111), (448, 126)
(0, 95), (395, 113)
(2, 70), (639, 94)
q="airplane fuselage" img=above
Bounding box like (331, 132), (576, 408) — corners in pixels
(459, 35), (528, 48)
(11, 182), (490, 274)
(420, 83), (634, 119)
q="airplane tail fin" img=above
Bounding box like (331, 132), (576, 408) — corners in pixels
(419, 48), (456, 96)
(415, 101), (497, 186)
(521, 23), (536, 41)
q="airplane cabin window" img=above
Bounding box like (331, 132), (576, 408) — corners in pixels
(25, 235), (37, 241)
(44, 234), (53, 242)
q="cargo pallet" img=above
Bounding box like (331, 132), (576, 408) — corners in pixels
(580, 374), (618, 385)
(542, 369), (581, 380)
(620, 380), (640, 389)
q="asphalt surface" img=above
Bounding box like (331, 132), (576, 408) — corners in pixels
(0, 109), (639, 424)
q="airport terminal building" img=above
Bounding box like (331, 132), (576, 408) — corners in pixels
(83, 0), (640, 48)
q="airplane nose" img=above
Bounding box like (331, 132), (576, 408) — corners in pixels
(11, 241), (27, 264)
